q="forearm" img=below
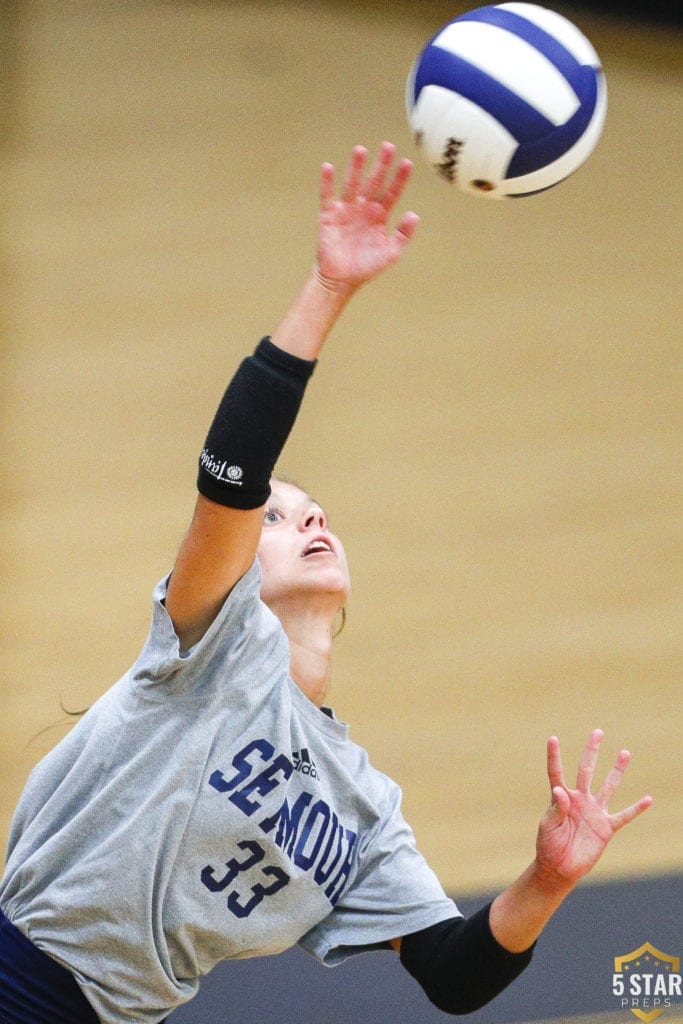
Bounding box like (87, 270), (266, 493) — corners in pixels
(399, 863), (572, 1015)
(399, 905), (534, 1014)
(489, 860), (574, 954)
(270, 269), (356, 361)
(166, 337), (317, 648)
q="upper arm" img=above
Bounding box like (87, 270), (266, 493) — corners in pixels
(164, 494), (264, 651)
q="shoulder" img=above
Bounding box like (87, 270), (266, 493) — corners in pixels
(133, 560), (288, 697)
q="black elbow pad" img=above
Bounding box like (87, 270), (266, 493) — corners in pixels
(399, 903), (535, 1015)
(197, 337), (316, 510)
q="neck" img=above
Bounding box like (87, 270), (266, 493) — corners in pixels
(268, 600), (337, 707)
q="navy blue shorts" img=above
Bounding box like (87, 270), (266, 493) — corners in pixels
(0, 907), (100, 1024)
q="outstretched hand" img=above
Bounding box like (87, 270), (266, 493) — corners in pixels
(535, 729), (653, 888)
(315, 141), (420, 293)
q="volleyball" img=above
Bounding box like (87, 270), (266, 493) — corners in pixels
(406, 3), (607, 199)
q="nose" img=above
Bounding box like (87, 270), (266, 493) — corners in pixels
(299, 504), (327, 531)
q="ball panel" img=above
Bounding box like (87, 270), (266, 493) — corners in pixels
(507, 182), (559, 198)
(456, 5), (591, 88)
(503, 70), (607, 193)
(499, 3), (601, 66)
(407, 82), (464, 165)
(410, 83), (518, 187)
(432, 21), (581, 125)
(505, 64), (598, 177)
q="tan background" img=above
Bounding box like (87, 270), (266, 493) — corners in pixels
(1, 0), (681, 904)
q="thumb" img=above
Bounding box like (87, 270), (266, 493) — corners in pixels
(393, 211), (420, 245)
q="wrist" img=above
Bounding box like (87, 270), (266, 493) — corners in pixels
(271, 269), (354, 360)
(528, 857), (576, 900)
(489, 861), (574, 954)
(312, 266), (357, 299)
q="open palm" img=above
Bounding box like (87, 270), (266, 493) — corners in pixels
(316, 142), (420, 290)
(536, 730), (652, 886)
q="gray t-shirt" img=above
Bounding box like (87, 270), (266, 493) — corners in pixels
(0, 560), (458, 1023)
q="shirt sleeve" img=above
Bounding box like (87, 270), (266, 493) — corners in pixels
(129, 558), (286, 699)
(297, 781), (460, 966)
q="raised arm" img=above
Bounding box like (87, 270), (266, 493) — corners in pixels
(165, 142), (418, 650)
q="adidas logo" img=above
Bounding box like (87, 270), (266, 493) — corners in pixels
(292, 747), (320, 781)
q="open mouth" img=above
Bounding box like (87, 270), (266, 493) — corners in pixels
(302, 537), (335, 557)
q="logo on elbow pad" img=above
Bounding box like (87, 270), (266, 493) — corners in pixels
(612, 943), (681, 1021)
(200, 449), (244, 487)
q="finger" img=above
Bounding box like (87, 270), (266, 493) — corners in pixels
(392, 210), (420, 245)
(341, 145), (368, 203)
(550, 784), (570, 820)
(379, 157), (414, 211)
(576, 728), (604, 793)
(359, 141), (397, 200)
(596, 748), (631, 808)
(319, 162), (335, 211)
(610, 794), (653, 833)
(546, 735), (566, 792)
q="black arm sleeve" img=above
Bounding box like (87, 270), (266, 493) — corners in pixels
(399, 903), (535, 1015)
(197, 337), (316, 510)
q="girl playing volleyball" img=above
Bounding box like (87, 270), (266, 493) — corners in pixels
(0, 142), (651, 1023)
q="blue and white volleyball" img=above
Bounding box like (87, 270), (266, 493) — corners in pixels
(406, 3), (607, 198)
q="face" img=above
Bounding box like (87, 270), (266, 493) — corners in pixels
(257, 481), (351, 612)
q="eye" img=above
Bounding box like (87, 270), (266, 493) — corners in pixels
(263, 506), (285, 525)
